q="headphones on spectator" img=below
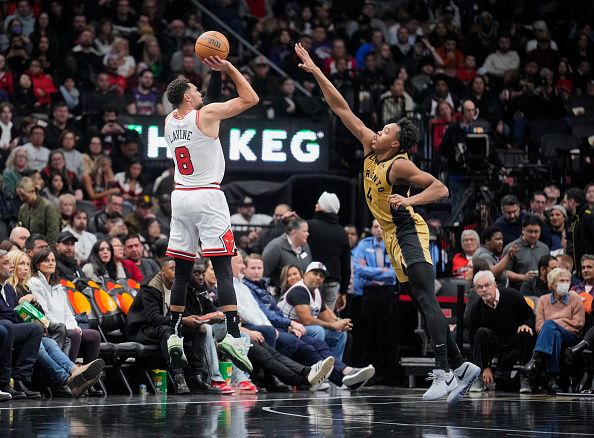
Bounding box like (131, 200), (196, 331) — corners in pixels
(458, 99), (479, 120)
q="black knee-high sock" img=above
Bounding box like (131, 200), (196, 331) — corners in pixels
(405, 262), (450, 371)
(170, 258), (194, 336)
(211, 256), (240, 337)
(404, 283), (466, 370)
(446, 330), (465, 369)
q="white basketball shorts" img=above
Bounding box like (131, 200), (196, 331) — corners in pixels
(166, 188), (236, 261)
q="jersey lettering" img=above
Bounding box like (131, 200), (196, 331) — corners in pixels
(164, 110), (225, 186)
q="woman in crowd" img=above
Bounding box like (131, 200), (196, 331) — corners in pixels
(82, 136), (106, 174)
(58, 130), (85, 180)
(29, 12), (57, 57)
(279, 264), (304, 296)
(0, 102), (19, 153)
(29, 248), (102, 370)
(522, 267), (585, 392)
(10, 73), (37, 115)
(7, 249), (69, 352)
(114, 160), (144, 203)
(40, 150), (83, 200)
(141, 36), (168, 83)
(555, 58), (573, 98)
(111, 236), (143, 282)
(83, 238), (143, 283)
(31, 35), (58, 74)
(106, 37), (136, 79)
(16, 176), (59, 244)
(2, 146), (29, 195)
(452, 230), (480, 279)
(27, 59), (56, 109)
(81, 155), (118, 209)
(95, 18), (115, 56)
(430, 99), (456, 153)
(82, 239), (119, 282)
(41, 173), (67, 208)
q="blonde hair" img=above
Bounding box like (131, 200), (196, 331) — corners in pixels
(7, 250), (31, 292)
(5, 146), (28, 170)
(546, 267), (570, 289)
(17, 176), (36, 192)
(112, 36), (129, 54)
(58, 193), (76, 206)
(90, 155), (112, 180)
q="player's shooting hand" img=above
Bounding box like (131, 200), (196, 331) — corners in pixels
(295, 43), (317, 73)
(388, 194), (411, 209)
(203, 56), (230, 72)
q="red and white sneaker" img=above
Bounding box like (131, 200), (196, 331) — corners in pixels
(237, 380), (258, 393)
(211, 381), (235, 395)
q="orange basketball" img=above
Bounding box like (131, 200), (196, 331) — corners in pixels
(195, 31), (229, 60)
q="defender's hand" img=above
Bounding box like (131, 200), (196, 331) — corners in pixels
(295, 43), (317, 73)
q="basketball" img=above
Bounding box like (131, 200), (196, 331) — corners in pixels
(194, 31), (230, 60)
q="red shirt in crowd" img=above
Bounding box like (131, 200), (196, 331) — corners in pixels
(29, 71), (56, 106)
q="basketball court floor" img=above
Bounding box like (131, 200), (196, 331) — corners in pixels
(2, 386), (592, 437)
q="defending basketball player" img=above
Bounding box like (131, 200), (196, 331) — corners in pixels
(294, 43), (480, 403)
(164, 56), (259, 372)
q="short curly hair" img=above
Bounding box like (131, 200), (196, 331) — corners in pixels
(395, 118), (419, 153)
(166, 77), (190, 107)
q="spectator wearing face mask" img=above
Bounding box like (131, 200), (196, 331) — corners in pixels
(521, 267), (584, 393)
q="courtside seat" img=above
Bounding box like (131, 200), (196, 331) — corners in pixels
(62, 278), (162, 395)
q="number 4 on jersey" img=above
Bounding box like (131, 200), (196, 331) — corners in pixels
(175, 146), (194, 175)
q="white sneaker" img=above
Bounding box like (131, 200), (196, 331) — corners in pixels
(167, 334), (188, 368)
(307, 357), (335, 391)
(0, 390), (11, 402)
(447, 362), (481, 404)
(318, 382), (330, 391)
(342, 365), (375, 389)
(422, 369), (457, 401)
(219, 334), (253, 372)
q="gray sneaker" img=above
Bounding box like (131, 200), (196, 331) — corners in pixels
(343, 365), (375, 390)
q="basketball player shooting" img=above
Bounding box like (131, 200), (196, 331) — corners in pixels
(164, 56), (259, 372)
(294, 43), (480, 403)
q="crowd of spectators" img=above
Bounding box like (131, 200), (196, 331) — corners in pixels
(0, 0), (594, 400)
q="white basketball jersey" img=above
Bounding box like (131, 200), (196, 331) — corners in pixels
(164, 109), (225, 187)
